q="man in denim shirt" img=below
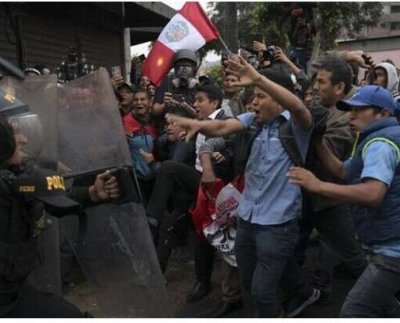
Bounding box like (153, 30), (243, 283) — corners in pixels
(167, 56), (319, 317)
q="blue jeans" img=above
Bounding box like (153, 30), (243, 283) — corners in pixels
(235, 218), (302, 317)
(341, 253), (400, 317)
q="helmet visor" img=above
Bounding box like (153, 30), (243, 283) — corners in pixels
(8, 113), (43, 160)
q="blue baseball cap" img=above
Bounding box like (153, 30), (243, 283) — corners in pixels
(337, 85), (396, 115)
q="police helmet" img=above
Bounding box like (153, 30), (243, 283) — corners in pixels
(0, 117), (16, 162)
(173, 49), (198, 66)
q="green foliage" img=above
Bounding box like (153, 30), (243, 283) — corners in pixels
(206, 2), (383, 55)
(207, 2), (259, 54)
(316, 2), (383, 49)
(206, 64), (224, 85)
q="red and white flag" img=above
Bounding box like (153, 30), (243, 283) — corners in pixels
(142, 2), (219, 86)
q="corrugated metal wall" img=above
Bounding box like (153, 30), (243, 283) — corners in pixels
(0, 7), (19, 64)
(0, 3), (123, 74)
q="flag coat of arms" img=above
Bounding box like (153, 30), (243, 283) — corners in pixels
(142, 2), (219, 86)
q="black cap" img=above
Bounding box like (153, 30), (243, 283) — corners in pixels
(117, 82), (136, 93)
(14, 168), (80, 209)
(0, 118), (16, 162)
(261, 68), (295, 93)
(196, 83), (224, 103)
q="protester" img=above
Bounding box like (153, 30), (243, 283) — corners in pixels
(123, 89), (159, 178)
(115, 82), (135, 116)
(141, 107), (196, 273)
(296, 57), (367, 302)
(373, 62), (400, 100)
(221, 73), (245, 117)
(120, 89), (158, 203)
(145, 83), (231, 298)
(139, 75), (151, 90)
(372, 62), (400, 120)
(152, 49), (199, 117)
(288, 85), (400, 318)
(167, 56), (319, 318)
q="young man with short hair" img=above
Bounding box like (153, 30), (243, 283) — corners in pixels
(167, 56), (318, 317)
(123, 89), (158, 178)
(145, 83), (231, 280)
(300, 58), (367, 302)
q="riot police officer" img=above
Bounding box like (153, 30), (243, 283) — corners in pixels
(0, 115), (119, 317)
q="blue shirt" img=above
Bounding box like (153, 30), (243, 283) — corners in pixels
(345, 140), (400, 258)
(236, 111), (312, 225)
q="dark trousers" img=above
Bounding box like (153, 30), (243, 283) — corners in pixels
(312, 204), (366, 290)
(194, 236), (215, 284)
(221, 261), (242, 303)
(157, 207), (192, 273)
(146, 161), (201, 221)
(3, 284), (84, 318)
(341, 254), (400, 317)
(296, 201), (366, 292)
(235, 218), (303, 317)
(193, 232), (242, 302)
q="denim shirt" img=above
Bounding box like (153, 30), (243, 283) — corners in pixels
(236, 111), (312, 225)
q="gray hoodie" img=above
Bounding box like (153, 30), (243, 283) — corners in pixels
(374, 62), (400, 99)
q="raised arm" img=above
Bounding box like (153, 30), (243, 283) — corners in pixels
(225, 56), (312, 130)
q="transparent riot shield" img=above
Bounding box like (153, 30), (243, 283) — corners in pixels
(0, 75), (62, 295)
(58, 68), (171, 317)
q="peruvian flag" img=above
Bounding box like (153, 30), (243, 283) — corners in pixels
(142, 2), (219, 86)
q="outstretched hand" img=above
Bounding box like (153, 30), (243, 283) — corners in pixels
(286, 167), (322, 193)
(165, 113), (200, 142)
(225, 55), (262, 87)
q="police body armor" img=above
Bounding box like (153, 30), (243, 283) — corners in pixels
(0, 169), (38, 285)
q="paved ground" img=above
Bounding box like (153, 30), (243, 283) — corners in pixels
(64, 239), (358, 318)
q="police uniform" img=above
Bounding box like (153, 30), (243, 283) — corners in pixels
(0, 164), (90, 317)
(0, 119), (86, 317)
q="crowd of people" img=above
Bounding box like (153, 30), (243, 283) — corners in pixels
(1, 25), (400, 317)
(105, 36), (400, 318)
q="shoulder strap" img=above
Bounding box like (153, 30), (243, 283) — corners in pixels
(240, 117), (305, 173)
(278, 118), (304, 167)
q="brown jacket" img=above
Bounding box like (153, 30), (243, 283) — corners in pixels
(310, 87), (356, 212)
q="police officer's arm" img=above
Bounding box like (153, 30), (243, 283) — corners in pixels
(224, 56), (312, 130)
(166, 114), (244, 141)
(287, 168), (387, 208)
